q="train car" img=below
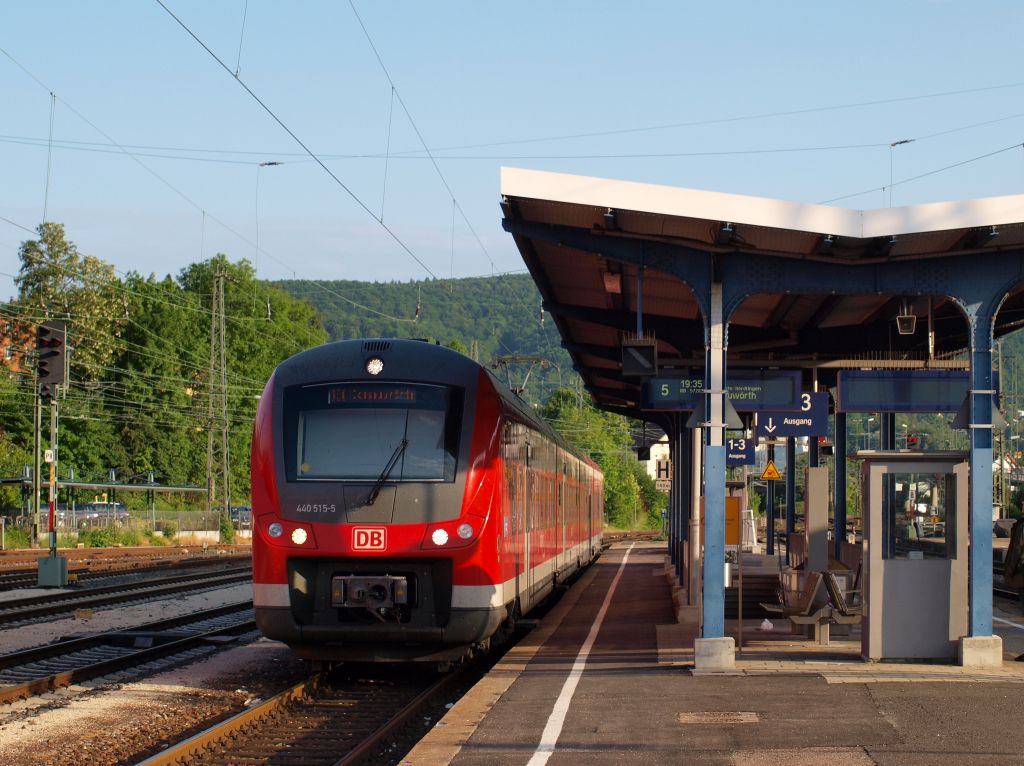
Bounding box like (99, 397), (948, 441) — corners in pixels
(251, 338), (604, 663)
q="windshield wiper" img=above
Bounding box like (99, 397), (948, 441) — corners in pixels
(367, 438), (407, 506)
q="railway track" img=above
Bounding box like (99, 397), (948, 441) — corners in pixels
(0, 566), (252, 626)
(0, 553), (251, 591)
(0, 545), (250, 571)
(138, 663), (474, 766)
(603, 530), (663, 545)
(0, 602), (255, 703)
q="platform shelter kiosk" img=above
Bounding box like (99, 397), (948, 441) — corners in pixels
(501, 167), (1021, 669)
(857, 451), (968, 661)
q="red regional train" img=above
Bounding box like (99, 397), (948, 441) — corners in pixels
(251, 338), (604, 663)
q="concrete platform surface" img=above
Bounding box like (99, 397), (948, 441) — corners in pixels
(403, 542), (1024, 766)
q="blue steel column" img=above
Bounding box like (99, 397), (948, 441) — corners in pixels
(881, 413), (895, 450)
(969, 321), (994, 637)
(809, 382), (820, 468)
(667, 426), (676, 567)
(766, 443), (776, 555)
(677, 419), (691, 582)
(785, 437), (796, 535)
(701, 282), (727, 639)
(833, 413), (847, 560)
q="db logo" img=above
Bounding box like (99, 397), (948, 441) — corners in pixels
(352, 527), (387, 551)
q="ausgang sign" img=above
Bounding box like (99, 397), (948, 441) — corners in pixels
(642, 370), (802, 411)
(754, 392), (830, 438)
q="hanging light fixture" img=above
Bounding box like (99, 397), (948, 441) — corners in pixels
(896, 298), (917, 335)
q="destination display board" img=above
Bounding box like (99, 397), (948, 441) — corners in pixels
(835, 371), (990, 413)
(642, 369), (802, 411)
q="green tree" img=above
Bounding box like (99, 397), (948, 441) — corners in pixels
(15, 223), (125, 378)
(632, 460), (668, 527)
(111, 273), (208, 490)
(0, 429), (31, 509)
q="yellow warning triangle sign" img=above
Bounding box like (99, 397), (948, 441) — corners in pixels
(760, 459), (782, 481)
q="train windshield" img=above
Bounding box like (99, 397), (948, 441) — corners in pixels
(289, 382), (459, 482)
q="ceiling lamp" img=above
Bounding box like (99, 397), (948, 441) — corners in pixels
(896, 298), (917, 335)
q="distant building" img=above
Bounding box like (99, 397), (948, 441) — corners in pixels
(634, 433), (672, 491)
(0, 314), (33, 375)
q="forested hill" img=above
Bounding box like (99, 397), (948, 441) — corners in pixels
(275, 274), (575, 404)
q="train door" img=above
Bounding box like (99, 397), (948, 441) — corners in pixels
(524, 438), (534, 608)
(565, 460), (573, 569)
(589, 462), (598, 552)
(555, 455), (563, 577)
(587, 468), (594, 558)
(587, 491), (593, 557)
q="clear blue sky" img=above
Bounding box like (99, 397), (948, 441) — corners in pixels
(3, 1), (1024, 300)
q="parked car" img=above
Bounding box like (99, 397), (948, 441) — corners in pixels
(66, 502), (130, 528)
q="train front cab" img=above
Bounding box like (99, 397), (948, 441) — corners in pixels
(252, 361), (513, 662)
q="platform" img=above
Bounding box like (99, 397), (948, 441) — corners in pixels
(404, 542), (1024, 766)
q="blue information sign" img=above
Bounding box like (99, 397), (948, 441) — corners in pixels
(755, 392), (830, 438)
(836, 371), (991, 413)
(643, 369), (802, 411)
(726, 437), (755, 465)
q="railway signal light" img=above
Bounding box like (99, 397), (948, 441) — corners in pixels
(36, 320), (66, 401)
(907, 434), (920, 448)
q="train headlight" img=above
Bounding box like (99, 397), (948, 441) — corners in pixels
(366, 357), (384, 375)
(268, 522), (284, 538)
(421, 520), (481, 549)
(291, 528), (308, 545)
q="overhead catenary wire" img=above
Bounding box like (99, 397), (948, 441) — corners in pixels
(0, 269), (322, 364)
(1, 262), (322, 366)
(0, 46), (420, 327)
(391, 79), (1024, 154)
(0, 298), (269, 389)
(5, 84), (1024, 161)
(233, 0), (249, 78)
(43, 92), (55, 223)
(0, 214), (36, 235)
(819, 141), (1024, 205)
(381, 86), (395, 222)
(346, 0), (495, 274)
(154, 0), (440, 281)
(0, 133), (896, 162)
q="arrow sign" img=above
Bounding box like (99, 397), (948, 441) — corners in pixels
(760, 459), (782, 481)
(755, 392), (829, 438)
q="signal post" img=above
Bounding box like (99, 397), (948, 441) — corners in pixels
(36, 320), (68, 588)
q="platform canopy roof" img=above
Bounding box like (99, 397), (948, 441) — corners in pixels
(500, 167), (1024, 414)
